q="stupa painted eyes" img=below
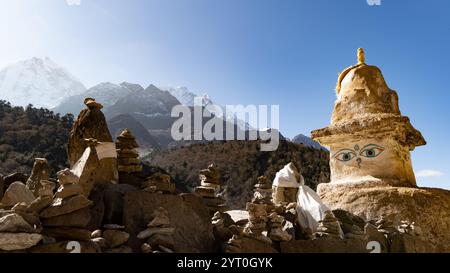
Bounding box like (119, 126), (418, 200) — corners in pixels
(333, 144), (385, 162)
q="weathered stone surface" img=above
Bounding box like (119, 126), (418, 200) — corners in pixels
(41, 207), (91, 228)
(68, 98), (118, 183)
(333, 209), (366, 234)
(0, 213), (35, 233)
(42, 227), (92, 241)
(29, 240), (101, 253)
(103, 230), (130, 248)
(54, 184), (84, 199)
(280, 239), (368, 253)
(319, 185), (450, 252)
(91, 237), (106, 249)
(390, 232), (433, 253)
(0, 233), (42, 251)
(124, 192), (215, 253)
(26, 196), (53, 214)
(26, 158), (50, 197)
(1, 182), (35, 207)
(40, 195), (93, 218)
(71, 146), (101, 197)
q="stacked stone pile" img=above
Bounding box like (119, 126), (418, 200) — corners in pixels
(116, 129), (142, 173)
(344, 225), (368, 241)
(90, 224), (130, 253)
(267, 212), (292, 242)
(39, 168), (93, 242)
(194, 164), (227, 215)
(137, 207), (175, 253)
(313, 211), (344, 239)
(142, 173), (175, 194)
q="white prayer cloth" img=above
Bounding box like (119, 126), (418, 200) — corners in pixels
(272, 163), (301, 188)
(95, 142), (117, 160)
(296, 177), (331, 232)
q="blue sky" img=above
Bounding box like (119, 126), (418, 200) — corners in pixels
(0, 0), (448, 188)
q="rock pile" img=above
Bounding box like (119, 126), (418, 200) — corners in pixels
(39, 169), (93, 241)
(137, 207), (175, 253)
(313, 211), (344, 240)
(116, 129), (142, 174)
(267, 212), (292, 242)
(141, 173), (175, 194)
(194, 164), (227, 215)
(90, 224), (131, 253)
(252, 176), (273, 205)
(243, 202), (271, 244)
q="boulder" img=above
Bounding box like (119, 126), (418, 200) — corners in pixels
(41, 207), (91, 228)
(40, 195), (93, 218)
(26, 158), (50, 197)
(103, 230), (129, 248)
(0, 213), (35, 233)
(319, 186), (450, 252)
(123, 192), (215, 253)
(103, 183), (139, 225)
(71, 146), (101, 196)
(280, 239), (368, 253)
(42, 227), (92, 241)
(1, 182), (36, 207)
(54, 184), (84, 199)
(0, 233), (42, 251)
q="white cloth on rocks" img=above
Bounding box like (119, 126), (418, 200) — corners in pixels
(295, 175), (331, 233)
(272, 163), (301, 188)
(96, 142), (117, 160)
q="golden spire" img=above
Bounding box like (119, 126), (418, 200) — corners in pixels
(357, 48), (365, 65)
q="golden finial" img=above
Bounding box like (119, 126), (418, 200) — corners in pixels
(357, 48), (365, 64)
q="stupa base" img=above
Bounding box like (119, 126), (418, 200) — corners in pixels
(317, 183), (450, 252)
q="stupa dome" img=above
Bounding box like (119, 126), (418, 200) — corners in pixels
(312, 48), (426, 149)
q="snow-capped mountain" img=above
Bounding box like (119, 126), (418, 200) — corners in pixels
(161, 86), (213, 106)
(291, 133), (327, 151)
(0, 57), (86, 108)
(53, 82), (136, 115)
(160, 86), (252, 130)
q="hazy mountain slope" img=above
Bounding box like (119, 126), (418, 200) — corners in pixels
(146, 139), (330, 208)
(0, 57), (86, 108)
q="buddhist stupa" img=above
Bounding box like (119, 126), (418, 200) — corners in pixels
(311, 48), (426, 188)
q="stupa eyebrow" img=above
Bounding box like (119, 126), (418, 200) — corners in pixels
(359, 143), (384, 150)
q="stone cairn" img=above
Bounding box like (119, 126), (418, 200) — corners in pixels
(116, 129), (142, 174)
(313, 211), (344, 240)
(38, 168), (94, 243)
(142, 173), (175, 194)
(90, 224), (131, 253)
(137, 207), (176, 253)
(194, 164), (227, 215)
